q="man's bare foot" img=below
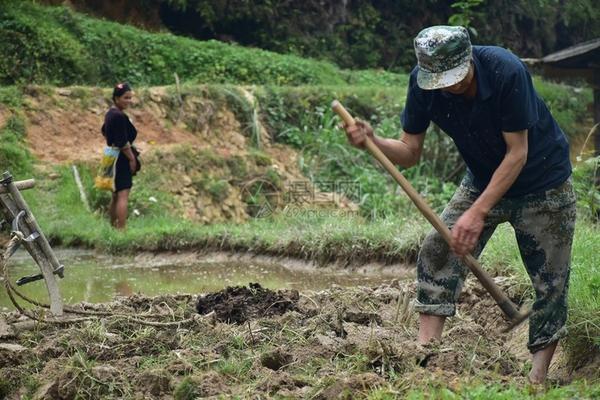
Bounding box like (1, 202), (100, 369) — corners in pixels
(417, 314), (446, 345)
(529, 341), (558, 384)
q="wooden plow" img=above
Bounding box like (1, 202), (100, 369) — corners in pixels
(1, 170), (64, 316)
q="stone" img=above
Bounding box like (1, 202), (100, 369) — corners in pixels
(56, 88), (72, 96)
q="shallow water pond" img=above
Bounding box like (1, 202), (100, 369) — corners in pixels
(0, 249), (410, 310)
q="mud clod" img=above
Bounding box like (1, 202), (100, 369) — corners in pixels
(166, 358), (194, 376)
(257, 371), (309, 396)
(135, 369), (172, 397)
(174, 372), (230, 399)
(195, 282), (299, 323)
(0, 343), (29, 366)
(260, 348), (294, 370)
(91, 365), (121, 382)
(32, 381), (58, 400)
(343, 311), (383, 325)
(318, 373), (385, 400)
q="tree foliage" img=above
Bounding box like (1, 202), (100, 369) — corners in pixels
(154, 0), (600, 71)
(0, 1), (404, 86)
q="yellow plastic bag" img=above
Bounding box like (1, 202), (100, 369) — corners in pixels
(94, 147), (119, 191)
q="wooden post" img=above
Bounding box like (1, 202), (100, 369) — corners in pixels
(1, 172), (64, 316)
(72, 165), (91, 212)
(174, 72), (183, 105)
(174, 72), (183, 123)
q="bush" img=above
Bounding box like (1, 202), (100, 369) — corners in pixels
(533, 78), (593, 141)
(255, 87), (460, 218)
(0, 1), (406, 87)
(0, 115), (33, 177)
(0, 3), (94, 85)
(572, 157), (600, 221)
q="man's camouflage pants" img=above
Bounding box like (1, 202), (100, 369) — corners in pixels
(413, 174), (576, 353)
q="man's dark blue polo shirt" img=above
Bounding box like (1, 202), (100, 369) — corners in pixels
(401, 45), (571, 197)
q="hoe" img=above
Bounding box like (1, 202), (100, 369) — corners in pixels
(332, 100), (531, 332)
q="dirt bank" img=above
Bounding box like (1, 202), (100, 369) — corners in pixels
(0, 280), (594, 399)
(11, 85), (357, 224)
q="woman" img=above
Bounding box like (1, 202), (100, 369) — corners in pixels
(102, 82), (139, 229)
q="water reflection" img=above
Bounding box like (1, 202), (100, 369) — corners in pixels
(0, 249), (410, 310)
(115, 281), (134, 297)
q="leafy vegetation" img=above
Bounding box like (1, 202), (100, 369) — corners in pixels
(0, 87), (32, 176)
(118, 0), (600, 71)
(255, 81), (591, 217)
(7, 0), (599, 87)
(8, 78), (596, 363)
(572, 156), (600, 220)
(533, 78), (593, 141)
(448, 0), (485, 35)
(400, 381), (600, 399)
(0, 1), (405, 87)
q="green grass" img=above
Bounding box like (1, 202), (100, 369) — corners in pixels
(533, 77), (594, 142)
(0, 2), (597, 396)
(0, 114), (33, 177)
(481, 215), (600, 365)
(479, 158), (600, 363)
(0, 87), (31, 176)
(20, 163), (427, 265)
(566, 222), (600, 364)
(395, 381), (600, 399)
(253, 82), (592, 217)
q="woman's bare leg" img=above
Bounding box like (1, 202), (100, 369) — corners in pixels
(109, 192), (118, 227)
(114, 189), (130, 230)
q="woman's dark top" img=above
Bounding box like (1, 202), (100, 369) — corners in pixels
(101, 107), (138, 192)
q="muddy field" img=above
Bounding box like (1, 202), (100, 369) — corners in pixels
(0, 280), (594, 399)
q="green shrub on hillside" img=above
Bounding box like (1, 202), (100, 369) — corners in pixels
(533, 78), (593, 140)
(0, 88), (32, 177)
(0, 115), (33, 177)
(0, 3), (95, 85)
(572, 157), (600, 221)
(0, 86), (23, 108)
(0, 1), (406, 87)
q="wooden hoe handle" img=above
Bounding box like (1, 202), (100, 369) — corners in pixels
(331, 100), (530, 329)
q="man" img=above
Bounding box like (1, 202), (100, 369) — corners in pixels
(343, 26), (576, 384)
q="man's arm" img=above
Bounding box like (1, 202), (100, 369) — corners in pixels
(344, 120), (426, 168)
(451, 130), (528, 256)
(372, 131), (426, 168)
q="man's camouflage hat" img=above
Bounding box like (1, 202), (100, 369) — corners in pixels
(414, 25), (472, 90)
